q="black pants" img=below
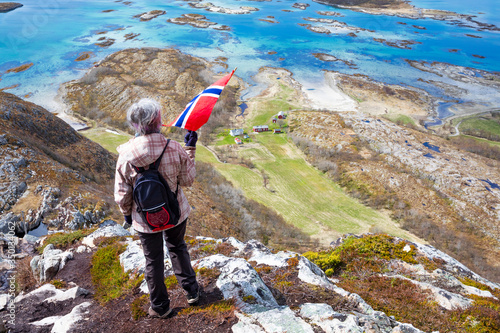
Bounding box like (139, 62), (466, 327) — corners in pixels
(138, 220), (198, 313)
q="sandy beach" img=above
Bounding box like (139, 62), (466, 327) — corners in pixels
(301, 72), (358, 111)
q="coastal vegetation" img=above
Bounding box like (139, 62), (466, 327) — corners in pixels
(459, 113), (500, 142)
(51, 53), (500, 284)
(2, 0), (500, 326)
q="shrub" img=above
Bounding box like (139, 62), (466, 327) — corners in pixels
(304, 234), (418, 277)
(303, 251), (342, 272)
(130, 294), (148, 320)
(38, 228), (96, 253)
(307, 234), (500, 332)
(339, 275), (438, 331)
(49, 279), (67, 289)
(287, 256), (299, 268)
(451, 136), (500, 161)
(255, 265), (273, 275)
(339, 234), (417, 264)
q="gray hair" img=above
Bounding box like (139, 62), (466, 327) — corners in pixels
(127, 98), (162, 135)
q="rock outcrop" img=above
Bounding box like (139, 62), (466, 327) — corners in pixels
(133, 10), (166, 21)
(30, 244), (73, 282)
(0, 3), (22, 13)
(311, 0), (499, 31)
(11, 283), (90, 333)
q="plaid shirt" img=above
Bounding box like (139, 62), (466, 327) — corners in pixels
(114, 133), (195, 233)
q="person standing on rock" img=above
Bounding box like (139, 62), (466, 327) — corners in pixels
(114, 98), (199, 319)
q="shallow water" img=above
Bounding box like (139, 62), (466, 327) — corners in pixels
(0, 0), (499, 116)
(27, 222), (48, 237)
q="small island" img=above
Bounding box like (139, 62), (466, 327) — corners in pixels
(0, 2), (23, 13)
(312, 0), (499, 31)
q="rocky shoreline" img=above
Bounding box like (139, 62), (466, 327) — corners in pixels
(188, 1), (259, 15)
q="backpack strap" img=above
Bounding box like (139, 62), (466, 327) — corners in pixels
(134, 139), (180, 196)
(131, 139), (170, 173)
(150, 139), (170, 171)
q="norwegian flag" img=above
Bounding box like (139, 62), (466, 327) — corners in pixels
(168, 68), (236, 131)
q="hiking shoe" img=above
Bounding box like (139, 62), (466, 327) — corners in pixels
(187, 289), (200, 305)
(148, 306), (173, 319)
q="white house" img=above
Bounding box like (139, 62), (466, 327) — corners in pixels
(230, 129), (244, 136)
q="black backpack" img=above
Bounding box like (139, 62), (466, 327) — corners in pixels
(131, 140), (180, 231)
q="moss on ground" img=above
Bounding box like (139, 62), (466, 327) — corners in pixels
(164, 275), (178, 289)
(178, 300), (235, 317)
(90, 240), (142, 304)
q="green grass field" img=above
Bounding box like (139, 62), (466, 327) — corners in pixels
(216, 134), (240, 146)
(198, 81), (423, 244)
(459, 117), (500, 137)
(81, 128), (131, 153)
(199, 133), (418, 244)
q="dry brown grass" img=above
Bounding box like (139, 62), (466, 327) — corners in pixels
(16, 256), (37, 293)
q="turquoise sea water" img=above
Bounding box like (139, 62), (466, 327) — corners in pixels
(0, 0), (499, 115)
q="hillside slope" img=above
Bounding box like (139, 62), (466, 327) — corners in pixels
(290, 110), (500, 282)
(0, 91), (118, 233)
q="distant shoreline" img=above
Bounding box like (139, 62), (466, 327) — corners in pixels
(312, 0), (499, 31)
